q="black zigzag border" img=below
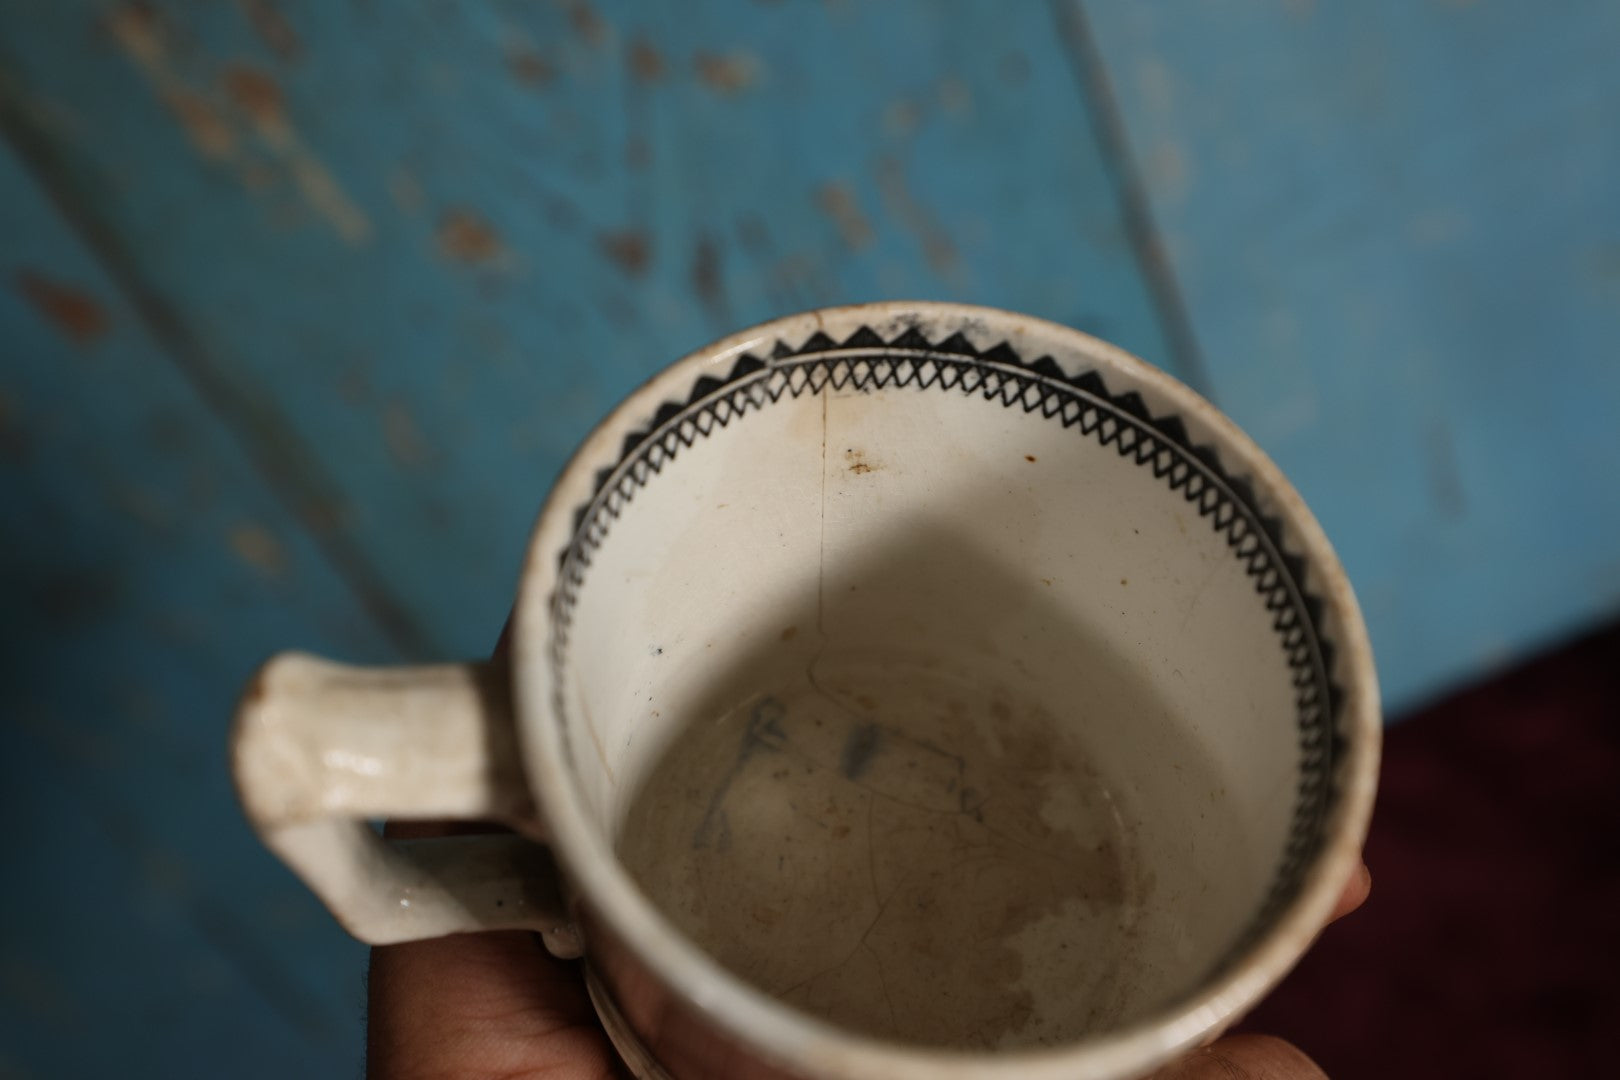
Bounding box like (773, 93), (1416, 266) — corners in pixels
(549, 324), (1343, 964)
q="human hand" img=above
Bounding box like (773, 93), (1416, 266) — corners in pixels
(365, 850), (1370, 1079)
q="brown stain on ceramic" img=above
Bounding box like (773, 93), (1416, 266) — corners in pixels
(694, 51), (759, 94)
(1025, 454), (1037, 463)
(438, 209), (502, 263)
(844, 448), (876, 475)
(780, 626), (798, 642)
(599, 230), (651, 277)
(814, 182), (874, 251)
(237, 0), (302, 62)
(629, 37), (665, 82)
(15, 272), (110, 345)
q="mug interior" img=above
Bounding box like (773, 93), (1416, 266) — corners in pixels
(537, 311), (1343, 1053)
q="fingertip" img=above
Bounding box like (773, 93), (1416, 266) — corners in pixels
(1328, 859), (1371, 923)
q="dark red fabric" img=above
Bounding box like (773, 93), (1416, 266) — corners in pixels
(1241, 621), (1620, 1077)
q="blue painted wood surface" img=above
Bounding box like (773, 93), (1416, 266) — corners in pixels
(0, 141), (376, 1075)
(1, 2), (1174, 1076)
(1081, 0), (1620, 706)
(1, 1), (1616, 1076)
(0, 0), (1181, 660)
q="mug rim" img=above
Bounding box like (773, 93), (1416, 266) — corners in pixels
(512, 301), (1380, 1079)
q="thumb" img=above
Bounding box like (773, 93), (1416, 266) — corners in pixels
(1153, 1034), (1329, 1080)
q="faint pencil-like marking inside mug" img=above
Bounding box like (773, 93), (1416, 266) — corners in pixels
(620, 660), (1141, 1048)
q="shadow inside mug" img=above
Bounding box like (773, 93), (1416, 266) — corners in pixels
(584, 506), (1283, 1071)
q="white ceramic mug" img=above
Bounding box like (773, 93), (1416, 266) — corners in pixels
(233, 302), (1378, 1080)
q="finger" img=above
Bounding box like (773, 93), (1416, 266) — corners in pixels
(1327, 859), (1371, 924)
(367, 931), (622, 1080)
(368, 820), (621, 1079)
(1154, 1034), (1328, 1080)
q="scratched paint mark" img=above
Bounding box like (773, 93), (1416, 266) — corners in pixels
(507, 49), (555, 87)
(237, 0), (302, 61)
(165, 90), (238, 160)
(437, 208), (501, 263)
(815, 182), (874, 250)
(383, 402), (434, 468)
(628, 37), (665, 82)
(229, 522), (286, 576)
(882, 98), (921, 137)
(238, 161), (276, 191)
(221, 65), (282, 121)
(599, 229), (652, 276)
(567, 0), (609, 46)
(105, 3), (164, 67)
(695, 51), (760, 94)
(937, 77), (972, 117)
(691, 233), (725, 316)
(388, 168), (425, 215)
(15, 272), (110, 345)
(106, 6), (235, 162)
(875, 157), (959, 276)
(222, 64), (372, 245)
(109, 10), (368, 243)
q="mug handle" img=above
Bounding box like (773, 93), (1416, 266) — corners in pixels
(231, 652), (581, 956)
